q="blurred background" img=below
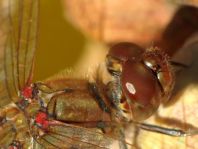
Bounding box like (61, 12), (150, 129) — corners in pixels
(35, 0), (198, 80)
(35, 0), (86, 80)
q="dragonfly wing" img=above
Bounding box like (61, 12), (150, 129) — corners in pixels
(4, 0), (38, 102)
(0, 120), (16, 148)
(32, 139), (45, 149)
(35, 120), (134, 149)
(0, 70), (10, 107)
(0, 2), (12, 107)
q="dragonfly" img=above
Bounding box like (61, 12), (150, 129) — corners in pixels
(0, 0), (198, 149)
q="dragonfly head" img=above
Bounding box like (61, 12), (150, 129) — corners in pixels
(106, 42), (175, 121)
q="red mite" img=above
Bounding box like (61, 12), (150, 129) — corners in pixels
(35, 112), (49, 129)
(21, 86), (33, 99)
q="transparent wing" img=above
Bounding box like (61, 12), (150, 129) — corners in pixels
(4, 0), (38, 102)
(0, 1), (12, 107)
(35, 120), (134, 149)
(0, 121), (16, 147)
(0, 67), (11, 107)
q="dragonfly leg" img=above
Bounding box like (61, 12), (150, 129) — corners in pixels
(88, 82), (111, 113)
(132, 126), (141, 149)
(117, 127), (128, 149)
(135, 121), (198, 137)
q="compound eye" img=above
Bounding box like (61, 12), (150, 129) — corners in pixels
(121, 60), (161, 121)
(106, 42), (144, 75)
(108, 42), (144, 62)
(122, 60), (157, 106)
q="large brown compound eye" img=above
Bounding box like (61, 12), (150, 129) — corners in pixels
(106, 42), (144, 75)
(121, 60), (161, 121)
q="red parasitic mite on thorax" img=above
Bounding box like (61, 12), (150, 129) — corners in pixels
(21, 86), (33, 99)
(35, 112), (49, 129)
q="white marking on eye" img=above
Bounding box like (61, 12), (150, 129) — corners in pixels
(126, 82), (136, 94)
